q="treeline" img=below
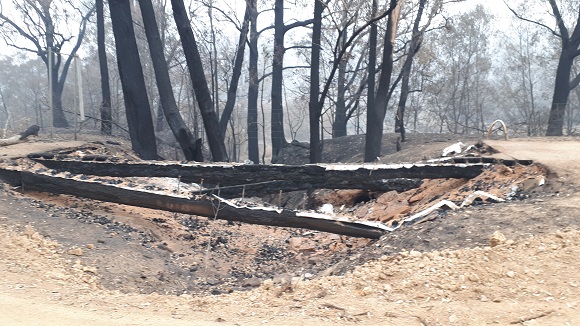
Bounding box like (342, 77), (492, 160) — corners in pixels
(0, 0), (579, 163)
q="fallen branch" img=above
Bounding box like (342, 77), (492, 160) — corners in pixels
(0, 125), (39, 146)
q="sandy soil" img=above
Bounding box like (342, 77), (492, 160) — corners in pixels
(0, 135), (579, 325)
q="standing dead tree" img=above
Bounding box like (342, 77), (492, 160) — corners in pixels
(138, 0), (203, 161)
(108, 0), (158, 160)
(0, 0), (95, 128)
(506, 0), (580, 136)
(309, 1), (396, 163)
(171, 0), (228, 162)
(96, 0), (112, 135)
(364, 0), (402, 162)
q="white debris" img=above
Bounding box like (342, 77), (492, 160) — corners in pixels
(442, 142), (465, 157)
(402, 200), (459, 225)
(461, 190), (504, 207)
(212, 195), (283, 213)
(318, 203), (334, 215)
(463, 144), (478, 152)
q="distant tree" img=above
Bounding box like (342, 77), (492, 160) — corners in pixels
(271, 0), (287, 163)
(308, 0), (324, 163)
(171, 0), (228, 162)
(217, 2), (251, 139)
(108, 0), (158, 159)
(247, 0), (260, 164)
(0, 0), (95, 128)
(96, 0), (112, 135)
(497, 21), (552, 136)
(423, 5), (493, 136)
(364, 0), (402, 162)
(507, 0), (580, 136)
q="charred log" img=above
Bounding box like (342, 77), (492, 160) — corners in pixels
(0, 168), (385, 238)
(31, 159), (489, 194)
(0, 125), (40, 146)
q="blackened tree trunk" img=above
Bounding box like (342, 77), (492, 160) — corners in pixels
(366, 0), (378, 139)
(171, 0), (228, 162)
(0, 1), (94, 128)
(247, 0), (260, 164)
(545, 0), (580, 136)
(364, 0), (401, 162)
(271, 0), (287, 163)
(219, 2), (251, 138)
(308, 1), (391, 163)
(138, 0), (202, 161)
(96, 0), (112, 135)
(308, 0), (324, 163)
(546, 39), (580, 135)
(509, 0), (580, 136)
(332, 25), (348, 139)
(395, 0), (426, 142)
(108, 0), (158, 160)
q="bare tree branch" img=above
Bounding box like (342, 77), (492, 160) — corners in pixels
(0, 12), (44, 54)
(318, 4), (396, 110)
(503, 0), (560, 37)
(284, 19), (315, 33)
(258, 65), (310, 83)
(546, 0), (569, 40)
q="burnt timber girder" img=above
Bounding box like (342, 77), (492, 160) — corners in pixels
(28, 157), (500, 196)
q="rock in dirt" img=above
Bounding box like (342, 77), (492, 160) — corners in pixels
(242, 277), (263, 287)
(288, 237), (303, 251)
(489, 231), (507, 247)
(68, 248), (84, 256)
(272, 273), (292, 285)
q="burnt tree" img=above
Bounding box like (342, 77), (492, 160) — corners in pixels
(395, 0), (427, 142)
(508, 0), (580, 136)
(138, 0), (202, 161)
(364, 0), (401, 162)
(308, 0), (325, 163)
(247, 0), (260, 164)
(96, 0), (112, 135)
(0, 1), (94, 128)
(171, 0), (228, 161)
(270, 0), (287, 163)
(219, 3), (251, 139)
(309, 2), (393, 163)
(108, 0), (158, 160)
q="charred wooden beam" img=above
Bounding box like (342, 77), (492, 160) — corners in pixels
(0, 168), (386, 238)
(199, 178), (422, 197)
(32, 159), (486, 193)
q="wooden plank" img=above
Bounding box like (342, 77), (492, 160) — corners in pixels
(32, 159), (486, 194)
(0, 168), (386, 238)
